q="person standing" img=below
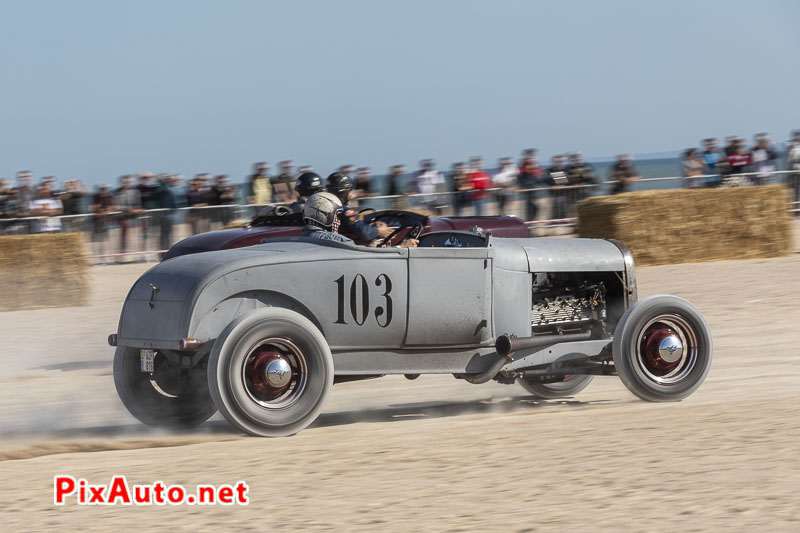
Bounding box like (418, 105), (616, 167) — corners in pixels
(28, 184), (63, 233)
(517, 149), (543, 221)
(451, 162), (472, 216)
(726, 137), (752, 182)
(609, 154), (640, 195)
(786, 130), (800, 216)
(467, 156), (492, 216)
(138, 173), (160, 211)
(16, 171), (35, 217)
(385, 164), (407, 209)
(352, 167), (375, 205)
(545, 155), (570, 220)
(115, 175), (142, 254)
(339, 164), (357, 178)
(386, 164), (406, 197)
(701, 138), (723, 188)
(413, 159), (445, 213)
(492, 157), (517, 214)
(272, 160), (297, 203)
(91, 184), (116, 260)
(59, 179), (86, 216)
(723, 136), (738, 157)
(156, 175), (177, 258)
(566, 152), (596, 204)
(682, 149), (707, 188)
(138, 172), (160, 251)
(0, 179), (10, 220)
(751, 133), (777, 185)
(186, 175), (210, 235)
(58, 179), (88, 232)
(209, 174), (237, 225)
(169, 174), (187, 208)
(2, 187), (24, 232)
(248, 162), (272, 206)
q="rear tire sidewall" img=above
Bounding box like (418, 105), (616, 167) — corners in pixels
(113, 346), (216, 428)
(518, 374), (594, 399)
(208, 308), (333, 437)
(613, 295), (712, 402)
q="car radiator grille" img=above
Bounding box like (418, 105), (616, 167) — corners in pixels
(531, 294), (596, 328)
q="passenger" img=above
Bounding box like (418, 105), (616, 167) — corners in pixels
(289, 172), (324, 214)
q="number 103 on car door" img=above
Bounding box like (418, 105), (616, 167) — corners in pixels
(333, 274), (393, 327)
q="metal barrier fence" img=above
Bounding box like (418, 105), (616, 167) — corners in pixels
(1, 170), (798, 263)
(359, 169), (800, 220)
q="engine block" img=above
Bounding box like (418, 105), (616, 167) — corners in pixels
(531, 283), (606, 332)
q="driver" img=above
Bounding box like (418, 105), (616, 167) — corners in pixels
(301, 192), (354, 243)
(289, 171), (324, 214)
(325, 172), (396, 243)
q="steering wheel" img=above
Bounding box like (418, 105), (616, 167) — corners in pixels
(358, 207), (376, 215)
(377, 220), (423, 248)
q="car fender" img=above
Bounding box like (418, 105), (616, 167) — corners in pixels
(190, 290), (324, 343)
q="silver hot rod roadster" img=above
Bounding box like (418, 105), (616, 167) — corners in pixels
(110, 231), (712, 437)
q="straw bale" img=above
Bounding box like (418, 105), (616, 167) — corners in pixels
(576, 185), (793, 266)
(0, 233), (90, 311)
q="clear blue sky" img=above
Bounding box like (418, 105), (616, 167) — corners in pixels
(1, 0), (798, 185)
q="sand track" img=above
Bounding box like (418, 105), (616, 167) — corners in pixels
(1, 244), (799, 531)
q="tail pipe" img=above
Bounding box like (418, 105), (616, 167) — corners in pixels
(464, 331), (593, 385)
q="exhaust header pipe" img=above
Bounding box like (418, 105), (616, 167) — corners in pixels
(463, 331), (594, 385)
(495, 331), (592, 357)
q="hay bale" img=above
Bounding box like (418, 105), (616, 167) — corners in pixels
(0, 233), (90, 311)
(577, 185), (793, 266)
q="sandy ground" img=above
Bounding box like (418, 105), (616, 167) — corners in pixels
(1, 226), (799, 531)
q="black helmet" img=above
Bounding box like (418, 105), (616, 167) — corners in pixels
(295, 172), (323, 197)
(325, 172), (353, 203)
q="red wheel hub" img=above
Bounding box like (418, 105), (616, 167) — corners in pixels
(640, 324), (682, 373)
(244, 349), (292, 402)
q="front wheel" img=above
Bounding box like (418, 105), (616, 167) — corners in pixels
(518, 374), (594, 399)
(613, 295), (712, 402)
(208, 308), (333, 437)
(113, 347), (216, 428)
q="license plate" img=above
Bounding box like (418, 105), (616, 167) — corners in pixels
(140, 349), (156, 373)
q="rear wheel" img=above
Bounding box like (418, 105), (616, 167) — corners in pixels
(518, 374), (594, 399)
(208, 308), (333, 437)
(113, 347), (216, 428)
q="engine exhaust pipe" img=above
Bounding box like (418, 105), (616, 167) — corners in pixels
(464, 331), (593, 385)
(496, 331), (592, 357)
(462, 353), (514, 384)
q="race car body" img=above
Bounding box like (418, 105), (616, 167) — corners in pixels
(162, 210), (528, 260)
(111, 233), (713, 437)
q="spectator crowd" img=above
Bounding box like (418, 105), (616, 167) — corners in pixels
(1, 130), (799, 253)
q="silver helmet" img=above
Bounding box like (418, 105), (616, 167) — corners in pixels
(303, 192), (343, 229)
